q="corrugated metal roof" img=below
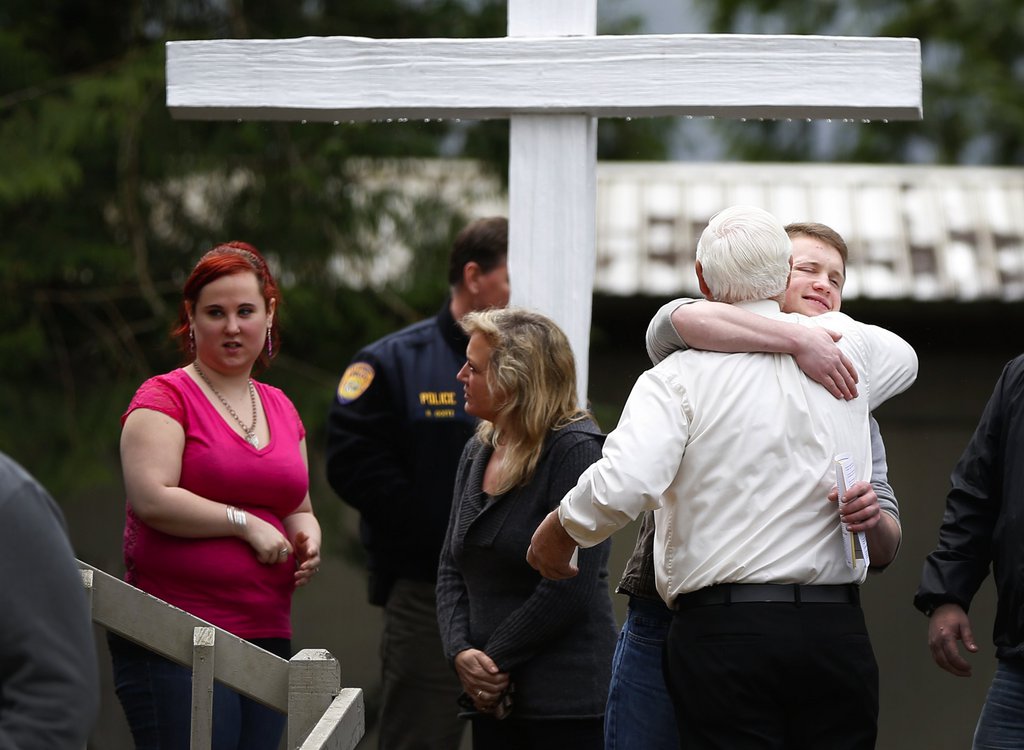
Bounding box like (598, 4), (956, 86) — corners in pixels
(342, 158), (1024, 302)
(595, 162), (1024, 301)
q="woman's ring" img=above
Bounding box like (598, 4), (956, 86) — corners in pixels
(279, 548), (288, 558)
(477, 689), (484, 698)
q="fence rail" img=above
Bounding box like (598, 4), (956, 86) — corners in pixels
(78, 561), (364, 750)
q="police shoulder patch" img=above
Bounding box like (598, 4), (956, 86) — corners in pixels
(337, 362), (375, 404)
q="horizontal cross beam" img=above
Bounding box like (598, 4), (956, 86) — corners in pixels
(166, 34), (922, 123)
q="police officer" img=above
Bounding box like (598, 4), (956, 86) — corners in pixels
(326, 216), (508, 750)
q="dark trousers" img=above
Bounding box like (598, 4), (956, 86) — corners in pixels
(663, 601), (878, 750)
(379, 579), (466, 750)
(471, 715), (604, 750)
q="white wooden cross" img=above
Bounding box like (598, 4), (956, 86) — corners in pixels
(166, 0), (921, 402)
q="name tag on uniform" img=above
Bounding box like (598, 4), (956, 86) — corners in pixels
(419, 391), (458, 418)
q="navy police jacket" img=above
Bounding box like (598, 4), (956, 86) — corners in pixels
(326, 301), (476, 605)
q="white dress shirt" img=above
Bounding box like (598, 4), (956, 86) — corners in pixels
(559, 299), (918, 606)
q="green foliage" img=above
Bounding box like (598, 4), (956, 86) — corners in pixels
(0, 0), (670, 499)
(701, 0), (1024, 165)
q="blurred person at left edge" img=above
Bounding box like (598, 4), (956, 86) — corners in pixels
(0, 450), (99, 749)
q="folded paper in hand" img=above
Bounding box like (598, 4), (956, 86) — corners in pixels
(834, 452), (870, 571)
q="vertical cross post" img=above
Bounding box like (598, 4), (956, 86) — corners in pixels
(508, 0), (597, 403)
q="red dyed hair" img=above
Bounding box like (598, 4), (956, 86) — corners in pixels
(172, 241), (281, 372)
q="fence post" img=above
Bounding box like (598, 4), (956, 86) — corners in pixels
(190, 626), (216, 750)
(79, 568), (94, 610)
(75, 561), (364, 749)
(288, 649), (341, 748)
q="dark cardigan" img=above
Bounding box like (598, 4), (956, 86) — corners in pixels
(436, 418), (616, 719)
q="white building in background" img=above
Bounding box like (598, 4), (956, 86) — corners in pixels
(343, 159), (1024, 303)
(596, 162), (1024, 302)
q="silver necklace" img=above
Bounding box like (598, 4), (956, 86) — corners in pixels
(193, 362), (260, 448)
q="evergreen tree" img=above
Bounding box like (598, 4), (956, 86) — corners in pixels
(0, 0), (667, 492)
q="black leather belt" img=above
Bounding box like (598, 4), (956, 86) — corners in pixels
(673, 583), (859, 609)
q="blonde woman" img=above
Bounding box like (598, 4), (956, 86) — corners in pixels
(436, 307), (616, 750)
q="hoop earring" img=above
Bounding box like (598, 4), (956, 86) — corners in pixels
(266, 326), (273, 358)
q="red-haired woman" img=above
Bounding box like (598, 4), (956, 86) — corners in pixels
(108, 242), (321, 749)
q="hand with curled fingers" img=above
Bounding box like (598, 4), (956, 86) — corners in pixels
(454, 648), (510, 713)
(829, 480), (882, 533)
(292, 530), (321, 587)
(526, 509), (579, 580)
(237, 512), (292, 565)
(793, 326), (859, 401)
(927, 603), (978, 677)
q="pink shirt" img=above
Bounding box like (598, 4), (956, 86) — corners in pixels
(121, 368), (308, 639)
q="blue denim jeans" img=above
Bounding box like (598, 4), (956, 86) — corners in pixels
(974, 660), (1024, 749)
(604, 596), (678, 750)
(109, 633), (287, 750)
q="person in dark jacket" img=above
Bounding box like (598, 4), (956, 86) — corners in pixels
(436, 307), (616, 750)
(326, 216), (508, 750)
(0, 450), (99, 749)
(915, 353), (1024, 749)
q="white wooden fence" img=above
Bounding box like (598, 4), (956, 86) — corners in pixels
(77, 561), (364, 750)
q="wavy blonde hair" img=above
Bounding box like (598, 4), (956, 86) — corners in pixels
(461, 307), (590, 494)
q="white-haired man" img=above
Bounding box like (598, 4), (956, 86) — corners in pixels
(529, 205), (918, 749)
(604, 220), (903, 750)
